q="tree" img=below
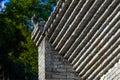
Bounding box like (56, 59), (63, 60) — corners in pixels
(0, 0), (56, 80)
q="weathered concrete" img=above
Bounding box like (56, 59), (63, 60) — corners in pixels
(31, 0), (120, 79)
(100, 60), (120, 80)
(38, 38), (81, 80)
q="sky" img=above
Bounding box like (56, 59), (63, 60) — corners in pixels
(0, 0), (9, 11)
(0, 0), (55, 12)
(0, 1), (4, 11)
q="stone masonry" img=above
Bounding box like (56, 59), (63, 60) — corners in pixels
(31, 18), (81, 80)
(31, 0), (120, 79)
(38, 38), (81, 80)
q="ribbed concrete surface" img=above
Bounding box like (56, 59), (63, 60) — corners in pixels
(45, 0), (120, 79)
(32, 0), (120, 79)
(100, 60), (120, 80)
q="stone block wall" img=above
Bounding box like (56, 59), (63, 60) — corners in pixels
(38, 38), (81, 80)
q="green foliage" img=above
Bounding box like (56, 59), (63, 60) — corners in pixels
(0, 0), (57, 80)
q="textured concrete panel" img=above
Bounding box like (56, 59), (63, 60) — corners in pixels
(38, 38), (81, 80)
(101, 60), (120, 80)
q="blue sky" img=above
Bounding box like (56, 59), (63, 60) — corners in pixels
(0, 1), (4, 11)
(0, 0), (9, 11)
(0, 0), (55, 12)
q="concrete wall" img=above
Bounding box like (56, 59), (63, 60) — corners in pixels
(101, 60), (120, 80)
(38, 38), (81, 80)
(38, 39), (45, 80)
